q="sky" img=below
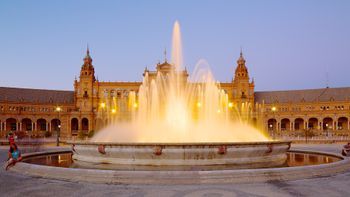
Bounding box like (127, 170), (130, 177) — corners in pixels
(0, 0), (349, 91)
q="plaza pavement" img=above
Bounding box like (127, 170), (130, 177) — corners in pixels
(0, 144), (350, 197)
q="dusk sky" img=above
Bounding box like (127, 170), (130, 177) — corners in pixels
(0, 1), (349, 91)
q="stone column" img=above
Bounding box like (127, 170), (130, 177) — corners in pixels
(348, 119), (350, 130)
(334, 120), (338, 130)
(34, 122), (37, 131)
(19, 122), (22, 131)
(31, 122), (34, 131)
(305, 121), (308, 130)
(46, 122), (49, 131)
(4, 122), (6, 132)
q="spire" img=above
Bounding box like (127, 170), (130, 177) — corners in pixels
(164, 48), (167, 62)
(237, 47), (246, 65)
(84, 44), (92, 64)
(87, 44), (90, 56)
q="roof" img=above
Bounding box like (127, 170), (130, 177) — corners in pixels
(0, 87), (74, 104)
(255, 87), (350, 104)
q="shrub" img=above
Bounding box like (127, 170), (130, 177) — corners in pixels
(87, 130), (95, 138)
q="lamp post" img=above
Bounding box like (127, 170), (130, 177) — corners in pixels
(271, 106), (277, 140)
(55, 106), (62, 146)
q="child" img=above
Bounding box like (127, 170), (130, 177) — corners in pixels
(5, 143), (22, 170)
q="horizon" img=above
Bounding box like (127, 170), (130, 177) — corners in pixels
(0, 1), (349, 91)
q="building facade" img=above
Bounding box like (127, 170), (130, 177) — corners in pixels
(0, 48), (349, 139)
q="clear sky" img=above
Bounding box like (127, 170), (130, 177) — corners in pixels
(0, 0), (349, 91)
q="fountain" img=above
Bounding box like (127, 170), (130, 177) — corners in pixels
(71, 21), (291, 168)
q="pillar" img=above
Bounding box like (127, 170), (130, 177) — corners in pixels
(334, 120), (338, 130)
(34, 122), (37, 131)
(348, 119), (350, 130)
(17, 122), (20, 131)
(4, 122), (6, 132)
(19, 122), (22, 131)
(32, 122), (34, 131)
(46, 122), (49, 131)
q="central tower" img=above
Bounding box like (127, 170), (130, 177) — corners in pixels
(232, 51), (255, 105)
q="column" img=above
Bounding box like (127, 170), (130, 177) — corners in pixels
(31, 122), (34, 131)
(19, 122), (22, 131)
(348, 119), (350, 130)
(305, 121), (308, 130)
(46, 122), (49, 131)
(34, 122), (37, 131)
(334, 120), (338, 130)
(17, 122), (20, 131)
(4, 122), (6, 132)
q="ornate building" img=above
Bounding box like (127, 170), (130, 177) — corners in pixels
(0, 48), (349, 139)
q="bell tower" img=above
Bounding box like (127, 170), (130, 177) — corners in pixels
(74, 46), (96, 112)
(232, 50), (255, 104)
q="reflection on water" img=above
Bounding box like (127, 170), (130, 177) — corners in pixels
(23, 152), (341, 171)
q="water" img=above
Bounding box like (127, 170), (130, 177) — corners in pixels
(23, 152), (342, 171)
(92, 21), (268, 143)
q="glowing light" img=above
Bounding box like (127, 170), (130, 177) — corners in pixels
(55, 106), (62, 112)
(100, 103), (106, 108)
(228, 102), (233, 108)
(92, 21), (269, 143)
(271, 106), (277, 111)
(111, 109), (116, 114)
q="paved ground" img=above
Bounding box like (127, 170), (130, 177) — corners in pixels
(0, 144), (350, 197)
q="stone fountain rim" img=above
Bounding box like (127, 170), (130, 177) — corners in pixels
(66, 140), (291, 146)
(11, 148), (350, 185)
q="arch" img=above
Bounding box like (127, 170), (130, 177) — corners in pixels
(308, 118), (318, 130)
(294, 118), (305, 131)
(37, 118), (47, 131)
(82, 118), (89, 131)
(281, 118), (290, 131)
(267, 118), (277, 131)
(338, 117), (348, 130)
(51, 118), (61, 132)
(71, 118), (79, 134)
(6, 118), (17, 131)
(323, 117), (333, 130)
(22, 118), (32, 131)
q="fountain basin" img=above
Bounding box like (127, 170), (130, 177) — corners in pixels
(69, 141), (291, 168)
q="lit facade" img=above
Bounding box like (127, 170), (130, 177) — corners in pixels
(0, 49), (349, 138)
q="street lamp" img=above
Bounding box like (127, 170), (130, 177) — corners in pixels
(55, 106), (62, 146)
(271, 106), (277, 140)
